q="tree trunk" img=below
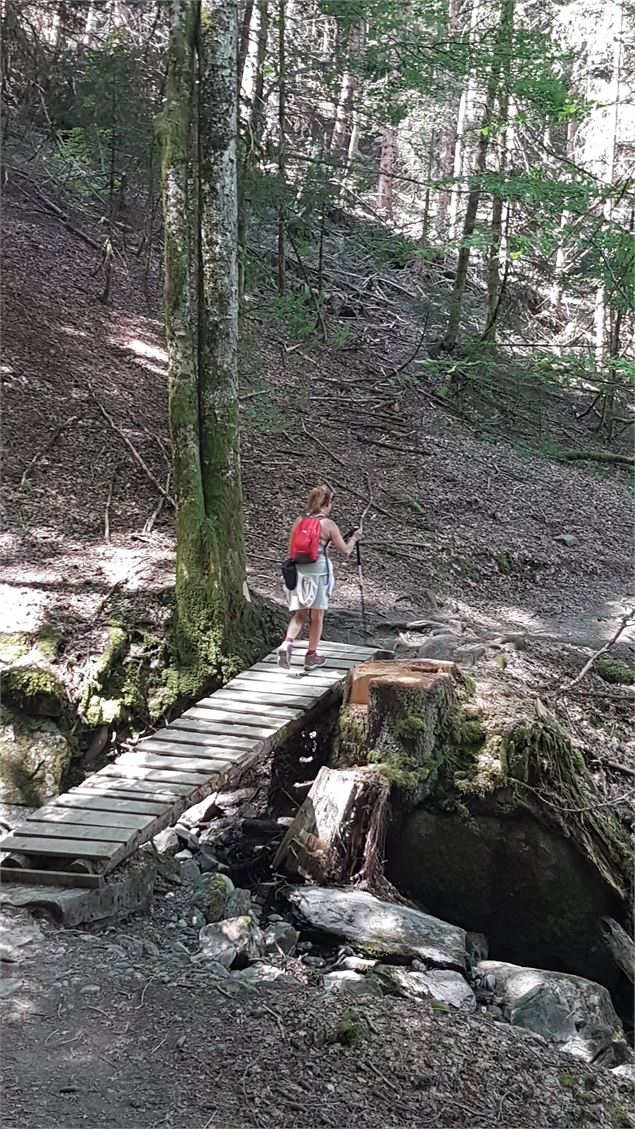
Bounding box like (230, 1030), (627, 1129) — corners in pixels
(447, 0), (481, 240)
(277, 0), (286, 294)
(436, 0), (462, 232)
(377, 125), (395, 218)
(274, 764), (390, 889)
(443, 0), (515, 353)
(483, 84), (510, 339)
(198, 0), (248, 668)
(237, 0), (255, 90)
(330, 22), (361, 156)
(550, 117), (579, 315)
(158, 0), (248, 687)
(237, 0), (268, 297)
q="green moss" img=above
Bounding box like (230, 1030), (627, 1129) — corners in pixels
(35, 625), (61, 661)
(495, 551), (513, 575)
(0, 665), (66, 717)
(0, 715), (71, 805)
(608, 1103), (634, 1128)
(94, 625), (129, 680)
(336, 1010), (364, 1048)
(402, 497), (424, 514)
(559, 1072), (574, 1090)
(595, 657), (635, 686)
(0, 633), (30, 664)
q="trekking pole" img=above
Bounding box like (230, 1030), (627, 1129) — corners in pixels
(355, 539), (368, 638)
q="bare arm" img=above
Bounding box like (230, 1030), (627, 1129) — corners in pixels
(325, 520), (361, 556)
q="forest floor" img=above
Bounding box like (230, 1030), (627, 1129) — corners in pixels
(1, 182), (634, 1128)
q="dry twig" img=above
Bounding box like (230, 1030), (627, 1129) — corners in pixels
(20, 416), (79, 487)
(89, 386), (175, 508)
(558, 610), (635, 696)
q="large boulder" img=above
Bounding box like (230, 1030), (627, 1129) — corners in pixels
(478, 960), (624, 1063)
(0, 715), (71, 805)
(374, 965), (476, 1011)
(286, 886), (467, 970)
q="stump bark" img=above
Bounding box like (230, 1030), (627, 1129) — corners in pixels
(274, 765), (390, 887)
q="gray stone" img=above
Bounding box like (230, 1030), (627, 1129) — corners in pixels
(80, 984), (101, 996)
(179, 859), (202, 887)
(455, 644), (488, 666)
(263, 921), (298, 957)
(373, 966), (433, 999)
(199, 916), (263, 968)
(339, 956), (378, 973)
(190, 909), (206, 930)
(173, 824), (201, 852)
(416, 634), (461, 660)
(323, 970), (383, 997)
(554, 533), (578, 547)
(0, 853), (157, 927)
(478, 960), (623, 1062)
(225, 888), (254, 919)
(286, 886), (467, 970)
(611, 1064), (635, 1085)
(179, 795), (221, 827)
(142, 940), (160, 957)
(230, 963), (298, 989)
(152, 828), (179, 857)
(195, 873), (234, 922)
(420, 969), (476, 1012)
(302, 955), (325, 968)
(0, 914), (42, 961)
(175, 849), (193, 862)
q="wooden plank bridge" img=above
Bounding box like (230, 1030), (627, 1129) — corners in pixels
(0, 641), (378, 888)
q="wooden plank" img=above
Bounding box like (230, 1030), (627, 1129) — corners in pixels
(231, 668), (342, 687)
(142, 728), (260, 751)
(93, 763), (202, 790)
(281, 642), (377, 657)
(27, 806), (152, 830)
(211, 688), (318, 709)
(0, 866), (103, 889)
(170, 715), (278, 739)
(98, 763), (220, 787)
(17, 821), (134, 844)
(192, 697), (301, 721)
(225, 677), (328, 699)
(259, 656), (359, 670)
(0, 834), (121, 861)
(131, 740), (250, 763)
(54, 793), (171, 816)
(115, 751), (238, 776)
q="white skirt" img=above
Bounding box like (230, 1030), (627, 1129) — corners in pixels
(287, 563), (335, 611)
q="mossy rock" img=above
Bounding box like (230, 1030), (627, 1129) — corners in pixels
(0, 627), (61, 666)
(595, 658), (635, 686)
(0, 665), (67, 718)
(0, 712), (71, 806)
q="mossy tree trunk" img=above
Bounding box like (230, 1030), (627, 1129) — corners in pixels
(158, 0), (248, 692)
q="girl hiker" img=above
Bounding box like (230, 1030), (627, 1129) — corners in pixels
(278, 484), (362, 671)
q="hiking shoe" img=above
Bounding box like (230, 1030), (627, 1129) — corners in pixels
(277, 642), (292, 670)
(304, 652), (327, 671)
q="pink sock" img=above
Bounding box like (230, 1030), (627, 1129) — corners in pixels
(307, 649), (316, 657)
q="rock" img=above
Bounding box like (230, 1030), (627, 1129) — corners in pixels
(373, 965), (432, 998)
(152, 828), (180, 857)
(263, 921), (298, 957)
(455, 644), (488, 666)
(611, 1064), (635, 1085)
(80, 984), (101, 996)
(225, 888), (254, 919)
(420, 969), (476, 1012)
(179, 795), (222, 827)
(195, 873), (234, 922)
(0, 914), (42, 961)
(198, 848), (221, 873)
(416, 634), (461, 660)
(1, 666), (66, 718)
(302, 955), (325, 968)
(142, 940), (159, 957)
(173, 824), (201, 852)
(174, 849), (193, 862)
(179, 859), (201, 887)
(339, 956), (378, 973)
(286, 886), (467, 970)
(190, 909), (206, 930)
(554, 533), (578, 547)
(478, 961), (623, 1062)
(0, 715), (71, 806)
(230, 964), (298, 989)
(323, 970), (383, 997)
(466, 931), (489, 965)
(199, 916), (263, 968)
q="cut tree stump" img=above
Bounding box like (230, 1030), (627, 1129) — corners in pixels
(274, 764), (390, 886)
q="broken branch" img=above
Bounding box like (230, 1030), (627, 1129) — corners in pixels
(558, 610), (635, 696)
(89, 387), (175, 508)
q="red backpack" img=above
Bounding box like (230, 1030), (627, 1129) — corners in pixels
(289, 514), (325, 563)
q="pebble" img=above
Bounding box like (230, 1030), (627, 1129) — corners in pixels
(172, 942), (190, 955)
(177, 918), (188, 928)
(80, 985), (101, 996)
(302, 956), (325, 968)
(143, 940), (160, 957)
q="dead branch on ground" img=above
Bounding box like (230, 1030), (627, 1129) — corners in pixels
(20, 415), (79, 487)
(558, 610), (635, 696)
(89, 386), (175, 508)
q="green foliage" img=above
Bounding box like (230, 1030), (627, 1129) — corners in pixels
(335, 1010), (364, 1048)
(594, 658), (635, 686)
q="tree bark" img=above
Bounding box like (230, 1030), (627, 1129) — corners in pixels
(377, 125), (395, 218)
(443, 0), (515, 353)
(158, 0), (248, 686)
(447, 0), (481, 240)
(277, 0), (286, 294)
